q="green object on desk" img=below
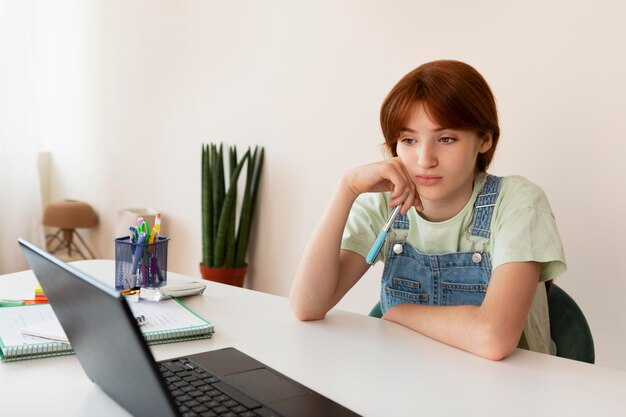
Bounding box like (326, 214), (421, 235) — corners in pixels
(0, 299), (25, 307)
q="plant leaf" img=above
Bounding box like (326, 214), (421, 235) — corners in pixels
(201, 144), (213, 266)
(235, 146), (264, 266)
(214, 150), (250, 267)
(224, 146), (238, 267)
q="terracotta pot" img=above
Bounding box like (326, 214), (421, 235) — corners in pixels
(199, 263), (248, 287)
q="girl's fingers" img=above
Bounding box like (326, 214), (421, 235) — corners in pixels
(348, 158), (422, 212)
(391, 160), (421, 213)
(387, 161), (411, 197)
(401, 164), (424, 212)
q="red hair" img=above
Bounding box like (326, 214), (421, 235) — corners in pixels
(380, 60), (500, 172)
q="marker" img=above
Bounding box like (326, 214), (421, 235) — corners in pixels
(138, 219), (150, 243)
(365, 205), (402, 264)
(0, 299), (25, 307)
(131, 232), (146, 275)
(154, 212), (161, 239)
(148, 224), (160, 244)
(0, 299), (46, 307)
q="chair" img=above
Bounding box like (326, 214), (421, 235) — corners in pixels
(367, 283), (595, 363)
(547, 284), (595, 363)
(369, 302), (383, 319)
(43, 200), (97, 259)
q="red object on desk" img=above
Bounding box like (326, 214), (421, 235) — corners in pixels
(23, 299), (48, 305)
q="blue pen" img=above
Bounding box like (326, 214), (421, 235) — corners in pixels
(365, 205), (401, 264)
(131, 232), (146, 274)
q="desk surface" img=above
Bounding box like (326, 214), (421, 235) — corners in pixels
(1, 260), (625, 417)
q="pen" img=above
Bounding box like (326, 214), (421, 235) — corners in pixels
(148, 224), (160, 244)
(0, 299), (44, 307)
(365, 205), (402, 264)
(138, 219), (150, 243)
(154, 212), (161, 240)
(131, 232), (146, 275)
(0, 299), (25, 307)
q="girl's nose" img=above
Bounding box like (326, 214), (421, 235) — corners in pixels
(417, 143), (437, 168)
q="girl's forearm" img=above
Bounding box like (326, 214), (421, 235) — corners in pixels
(383, 263), (538, 360)
(383, 304), (518, 361)
(290, 177), (358, 320)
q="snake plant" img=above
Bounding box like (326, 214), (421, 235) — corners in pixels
(201, 143), (264, 268)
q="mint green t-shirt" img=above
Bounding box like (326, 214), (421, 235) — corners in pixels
(341, 173), (567, 355)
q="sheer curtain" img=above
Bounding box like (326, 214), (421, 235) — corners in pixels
(0, 0), (46, 273)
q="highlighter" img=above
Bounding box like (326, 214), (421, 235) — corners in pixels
(365, 206), (401, 264)
(0, 299), (25, 307)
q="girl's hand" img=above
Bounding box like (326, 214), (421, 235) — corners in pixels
(343, 157), (423, 213)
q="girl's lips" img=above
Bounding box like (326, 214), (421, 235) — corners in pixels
(415, 175), (442, 186)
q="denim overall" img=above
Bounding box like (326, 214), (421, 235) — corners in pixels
(380, 175), (503, 314)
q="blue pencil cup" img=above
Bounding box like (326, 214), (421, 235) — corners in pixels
(114, 236), (170, 291)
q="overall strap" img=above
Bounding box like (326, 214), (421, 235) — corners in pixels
(470, 175), (503, 238)
(392, 212), (410, 230)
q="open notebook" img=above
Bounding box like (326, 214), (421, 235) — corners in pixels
(0, 297), (213, 362)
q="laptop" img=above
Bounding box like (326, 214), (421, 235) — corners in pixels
(18, 238), (360, 417)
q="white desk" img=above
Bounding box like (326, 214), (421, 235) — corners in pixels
(1, 260), (625, 417)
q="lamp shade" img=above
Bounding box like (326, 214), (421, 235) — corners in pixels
(43, 200), (97, 229)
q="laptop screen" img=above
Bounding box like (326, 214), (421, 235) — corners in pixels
(18, 238), (180, 417)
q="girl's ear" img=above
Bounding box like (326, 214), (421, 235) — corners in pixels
(479, 132), (493, 154)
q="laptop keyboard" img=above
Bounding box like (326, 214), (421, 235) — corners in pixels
(159, 358), (279, 417)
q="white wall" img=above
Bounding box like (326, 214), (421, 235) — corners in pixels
(32, 0), (625, 370)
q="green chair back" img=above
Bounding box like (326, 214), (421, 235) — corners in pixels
(368, 302), (383, 319)
(548, 284), (595, 363)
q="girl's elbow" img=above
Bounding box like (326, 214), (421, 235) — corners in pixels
(292, 308), (325, 322)
(290, 298), (326, 321)
(478, 342), (516, 361)
(475, 325), (519, 361)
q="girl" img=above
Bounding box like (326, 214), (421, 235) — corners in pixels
(289, 60), (566, 361)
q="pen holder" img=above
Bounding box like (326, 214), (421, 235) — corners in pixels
(114, 236), (170, 291)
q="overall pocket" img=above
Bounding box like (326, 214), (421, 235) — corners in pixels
(441, 282), (487, 307)
(384, 276), (429, 306)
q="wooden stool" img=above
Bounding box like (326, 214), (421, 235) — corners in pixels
(43, 200), (97, 259)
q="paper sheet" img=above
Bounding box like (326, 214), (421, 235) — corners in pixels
(14, 298), (208, 344)
(20, 319), (68, 342)
(0, 304), (70, 347)
(129, 298), (208, 332)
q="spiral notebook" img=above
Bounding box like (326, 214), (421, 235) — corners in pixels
(0, 298), (214, 362)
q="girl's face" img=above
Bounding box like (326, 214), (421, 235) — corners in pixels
(396, 102), (492, 221)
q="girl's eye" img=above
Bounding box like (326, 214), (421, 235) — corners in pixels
(400, 138), (415, 145)
(440, 136), (456, 144)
